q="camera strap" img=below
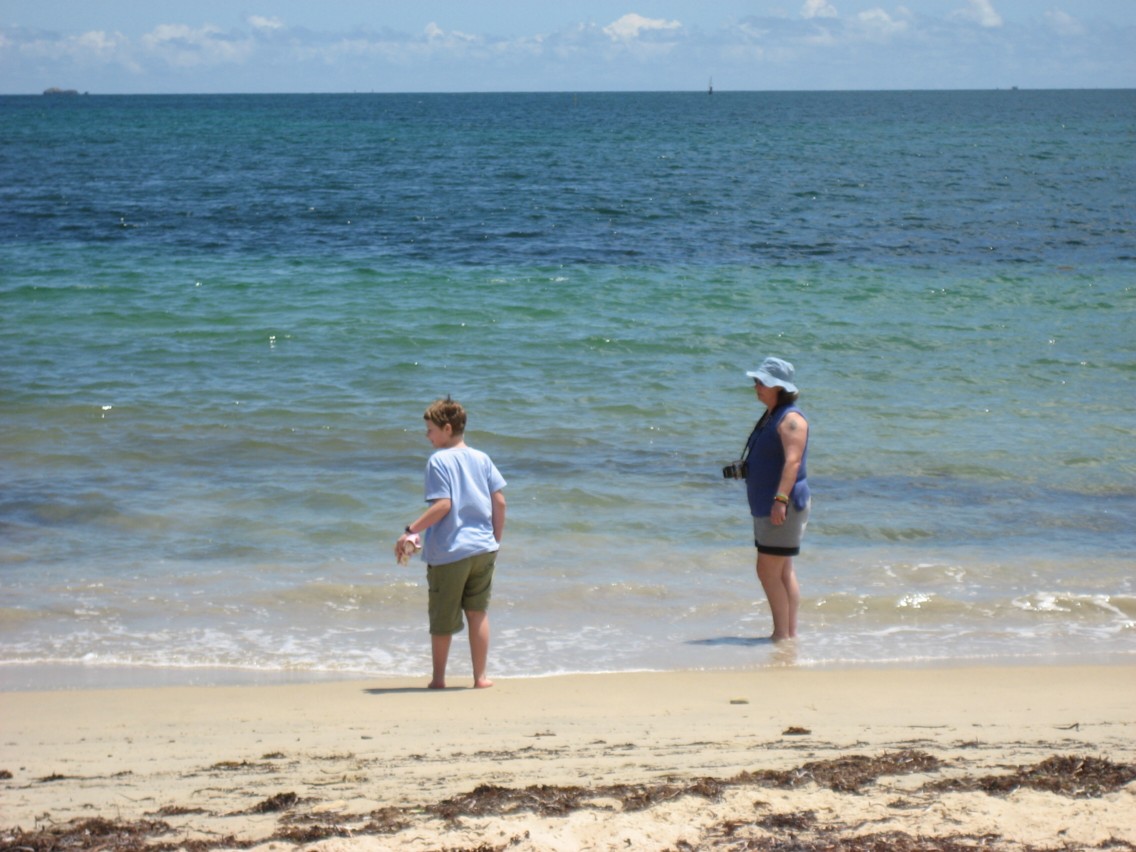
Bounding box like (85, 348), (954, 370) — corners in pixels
(739, 414), (766, 462)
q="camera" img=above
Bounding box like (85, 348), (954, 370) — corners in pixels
(722, 460), (748, 480)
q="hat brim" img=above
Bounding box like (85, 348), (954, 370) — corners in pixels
(746, 370), (798, 394)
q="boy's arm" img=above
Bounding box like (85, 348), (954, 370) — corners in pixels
(491, 490), (506, 543)
(394, 498), (451, 563)
(405, 498), (452, 536)
(397, 497), (449, 563)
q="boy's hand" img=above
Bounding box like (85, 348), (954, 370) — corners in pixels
(395, 533), (421, 565)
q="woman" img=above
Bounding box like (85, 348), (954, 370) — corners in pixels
(742, 356), (810, 641)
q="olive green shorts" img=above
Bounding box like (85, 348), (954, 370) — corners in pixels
(426, 551), (496, 635)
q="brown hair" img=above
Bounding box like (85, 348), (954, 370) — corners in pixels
(423, 396), (466, 435)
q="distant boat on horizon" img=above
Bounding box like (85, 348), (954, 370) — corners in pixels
(708, 77), (713, 95)
(43, 87), (81, 96)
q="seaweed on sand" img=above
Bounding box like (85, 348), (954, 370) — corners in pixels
(3, 753), (1133, 851)
(428, 783), (592, 820)
(927, 755), (1136, 798)
(0, 817), (173, 852)
(738, 749), (943, 793)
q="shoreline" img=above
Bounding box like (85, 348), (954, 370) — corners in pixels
(5, 647), (1135, 695)
(3, 664), (1134, 850)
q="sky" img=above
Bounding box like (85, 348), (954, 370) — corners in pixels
(2, 0), (1133, 94)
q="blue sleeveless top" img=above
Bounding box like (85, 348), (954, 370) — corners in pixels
(744, 404), (810, 516)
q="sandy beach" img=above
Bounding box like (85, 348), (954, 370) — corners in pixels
(2, 665), (1134, 851)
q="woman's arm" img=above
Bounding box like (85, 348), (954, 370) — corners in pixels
(772, 412), (808, 523)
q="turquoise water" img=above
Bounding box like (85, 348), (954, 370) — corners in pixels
(1, 91), (1134, 688)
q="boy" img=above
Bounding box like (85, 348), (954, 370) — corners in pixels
(395, 397), (506, 689)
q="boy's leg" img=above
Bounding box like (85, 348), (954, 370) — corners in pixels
(430, 633), (452, 689)
(466, 609), (492, 688)
(460, 552), (495, 688)
(427, 558), (475, 689)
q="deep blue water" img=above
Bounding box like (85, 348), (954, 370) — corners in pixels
(4, 90), (1133, 265)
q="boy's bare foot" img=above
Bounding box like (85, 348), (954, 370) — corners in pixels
(427, 679), (446, 689)
(473, 678), (494, 689)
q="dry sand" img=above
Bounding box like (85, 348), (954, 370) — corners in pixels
(2, 665), (1134, 851)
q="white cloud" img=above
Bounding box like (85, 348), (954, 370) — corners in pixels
(14, 28), (139, 70)
(141, 23), (254, 67)
(1044, 10), (1085, 37)
(801, 0), (838, 19)
(19, 30), (99, 59)
(424, 22), (480, 44)
(248, 16), (284, 32)
(801, 27), (838, 47)
(1, 1), (1132, 94)
(951, 0), (1003, 28)
(856, 8), (909, 39)
(73, 30), (120, 57)
(602, 13), (681, 41)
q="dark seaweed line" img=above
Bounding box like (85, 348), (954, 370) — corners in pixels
(2, 751), (1133, 852)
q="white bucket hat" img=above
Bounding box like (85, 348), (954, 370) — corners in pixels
(746, 356), (798, 394)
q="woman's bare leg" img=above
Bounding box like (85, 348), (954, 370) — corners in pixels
(756, 553), (799, 641)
